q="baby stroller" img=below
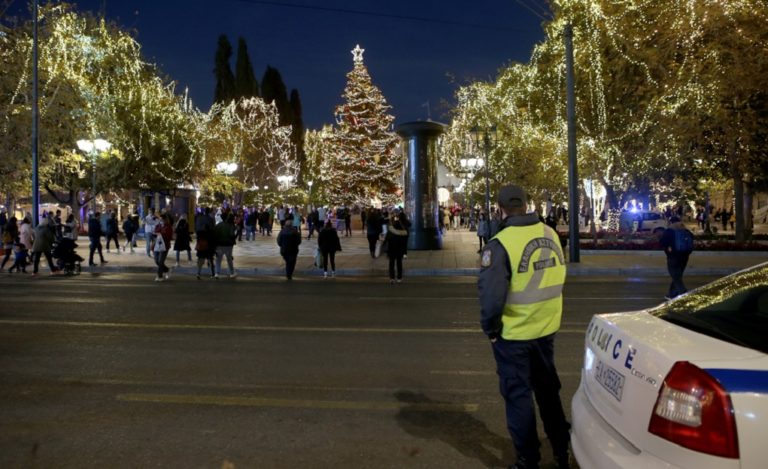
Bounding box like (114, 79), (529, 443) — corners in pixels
(53, 238), (83, 275)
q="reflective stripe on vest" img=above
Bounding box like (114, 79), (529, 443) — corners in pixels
(493, 222), (566, 340)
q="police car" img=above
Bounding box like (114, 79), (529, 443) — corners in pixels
(571, 263), (768, 468)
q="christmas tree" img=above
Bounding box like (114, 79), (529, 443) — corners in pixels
(327, 45), (400, 205)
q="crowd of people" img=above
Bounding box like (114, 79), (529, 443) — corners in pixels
(0, 204), (414, 283)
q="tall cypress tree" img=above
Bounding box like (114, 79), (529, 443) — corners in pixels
(235, 37), (259, 99)
(213, 35), (236, 104)
(289, 89), (306, 182)
(261, 65), (291, 126)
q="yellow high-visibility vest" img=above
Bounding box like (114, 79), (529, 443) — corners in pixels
(492, 222), (566, 340)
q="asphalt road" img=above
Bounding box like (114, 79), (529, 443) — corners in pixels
(0, 274), (717, 469)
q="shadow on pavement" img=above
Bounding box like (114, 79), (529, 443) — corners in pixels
(394, 390), (513, 468)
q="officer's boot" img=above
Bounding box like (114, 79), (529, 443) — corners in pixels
(554, 451), (571, 469)
(508, 456), (538, 469)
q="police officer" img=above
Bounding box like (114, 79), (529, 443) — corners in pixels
(478, 184), (571, 469)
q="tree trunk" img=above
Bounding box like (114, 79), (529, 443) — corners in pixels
(602, 180), (618, 211)
(744, 180), (754, 238)
(733, 173), (745, 243)
(72, 189), (81, 227)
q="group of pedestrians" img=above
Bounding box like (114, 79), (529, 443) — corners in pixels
(0, 203), (413, 283)
(0, 211), (66, 276)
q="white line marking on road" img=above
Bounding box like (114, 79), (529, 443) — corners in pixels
(116, 393), (479, 412)
(1, 297), (105, 303)
(361, 296), (659, 301)
(0, 319), (585, 334)
(430, 370), (581, 377)
(567, 297), (659, 300)
(359, 297), (477, 301)
(29, 376), (483, 395)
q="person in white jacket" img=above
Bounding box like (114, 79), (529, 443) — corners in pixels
(144, 208), (158, 258)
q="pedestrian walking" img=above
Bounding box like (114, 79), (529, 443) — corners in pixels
(477, 212), (489, 253)
(245, 209), (257, 241)
(173, 214), (193, 266)
(105, 211), (120, 253)
(31, 217), (59, 276)
(318, 220), (342, 278)
(478, 184), (571, 469)
(88, 212), (107, 266)
(344, 208), (352, 237)
(195, 220), (216, 280)
(0, 209), (6, 241)
(660, 216), (694, 299)
(385, 214), (409, 283)
(365, 209), (382, 258)
(19, 216), (33, 251)
(62, 214), (79, 241)
(277, 218), (301, 280)
(7, 242), (29, 273)
(153, 213), (173, 281)
(144, 208), (159, 257)
(0, 216), (19, 272)
(53, 209), (63, 240)
(213, 213), (237, 278)
(122, 213), (136, 252)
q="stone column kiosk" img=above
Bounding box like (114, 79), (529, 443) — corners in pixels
(396, 121), (445, 250)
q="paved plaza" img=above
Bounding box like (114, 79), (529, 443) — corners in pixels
(68, 227), (768, 278)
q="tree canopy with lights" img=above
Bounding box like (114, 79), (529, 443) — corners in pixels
(313, 45), (399, 206)
(443, 0), (767, 238)
(1, 3), (298, 212)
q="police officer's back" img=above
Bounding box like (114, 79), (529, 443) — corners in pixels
(478, 184), (571, 469)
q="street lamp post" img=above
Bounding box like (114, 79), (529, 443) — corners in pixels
(216, 162), (238, 207)
(277, 175), (295, 190)
(460, 157), (483, 229)
(307, 181), (314, 207)
(77, 138), (112, 213)
(470, 126), (497, 219)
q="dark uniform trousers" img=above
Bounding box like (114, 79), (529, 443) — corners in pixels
(491, 333), (571, 465)
(666, 253), (689, 298)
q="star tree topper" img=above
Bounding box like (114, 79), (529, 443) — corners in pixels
(351, 44), (365, 65)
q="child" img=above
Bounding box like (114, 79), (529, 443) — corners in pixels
(8, 242), (29, 273)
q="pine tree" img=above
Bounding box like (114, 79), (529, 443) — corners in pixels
(213, 35), (236, 104)
(261, 65), (291, 126)
(289, 89), (307, 183)
(235, 37), (259, 99)
(329, 45), (399, 205)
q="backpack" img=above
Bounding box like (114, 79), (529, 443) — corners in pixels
(673, 229), (694, 254)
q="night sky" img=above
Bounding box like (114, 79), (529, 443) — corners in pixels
(10, 0), (551, 128)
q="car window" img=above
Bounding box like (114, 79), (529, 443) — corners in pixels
(653, 269), (768, 354)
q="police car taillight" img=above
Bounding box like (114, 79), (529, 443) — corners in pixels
(648, 361), (739, 458)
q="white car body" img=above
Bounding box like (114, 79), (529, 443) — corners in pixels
(571, 266), (768, 468)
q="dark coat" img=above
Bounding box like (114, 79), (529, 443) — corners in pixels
(174, 219), (192, 251)
(318, 226), (342, 253)
(106, 217), (118, 235)
(277, 226), (301, 256)
(213, 221), (236, 247)
(385, 224), (409, 258)
(88, 217), (103, 239)
(122, 218), (136, 236)
(366, 213), (382, 237)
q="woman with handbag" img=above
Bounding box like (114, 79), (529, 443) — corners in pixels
(153, 214), (173, 282)
(318, 220), (342, 278)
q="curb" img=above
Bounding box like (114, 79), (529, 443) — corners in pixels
(79, 265), (743, 278)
